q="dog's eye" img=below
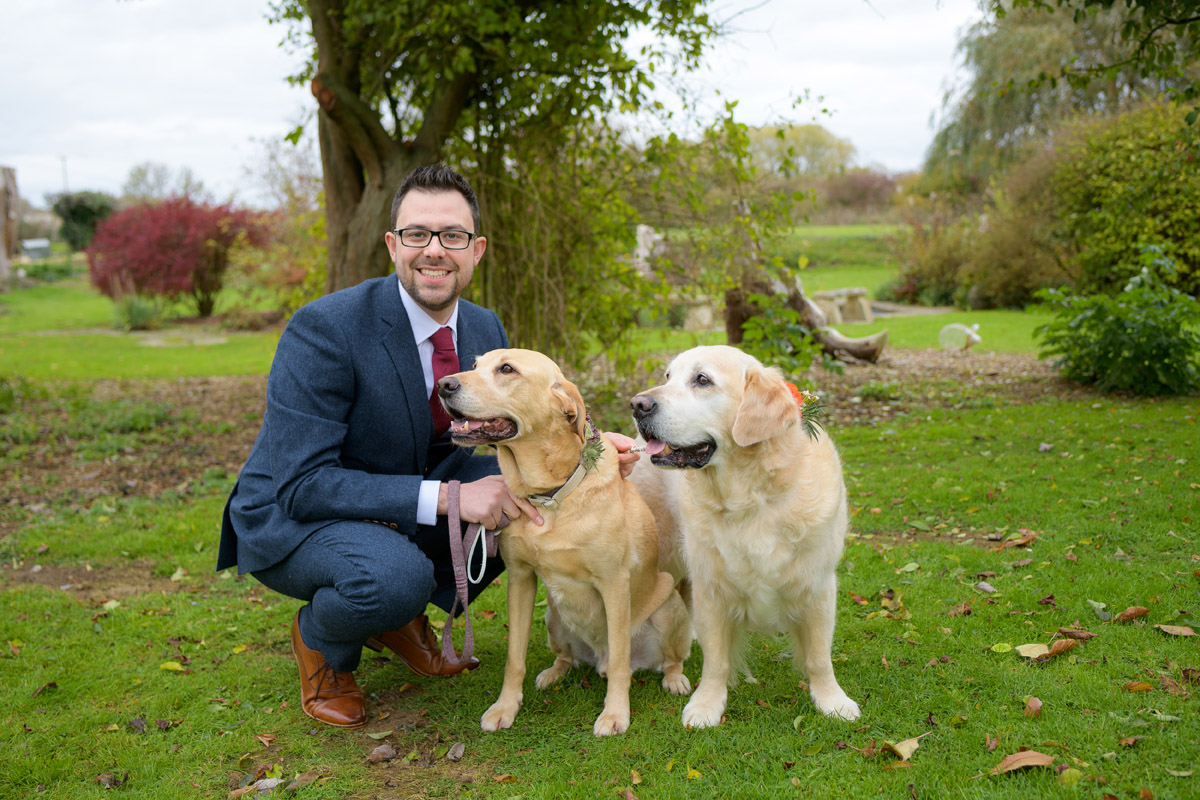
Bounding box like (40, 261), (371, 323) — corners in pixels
(693, 373), (712, 387)
(498, 363), (517, 375)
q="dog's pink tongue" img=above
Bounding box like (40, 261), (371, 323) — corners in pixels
(645, 438), (666, 456)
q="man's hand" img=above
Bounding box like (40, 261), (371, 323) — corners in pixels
(439, 474), (543, 529)
(604, 431), (640, 479)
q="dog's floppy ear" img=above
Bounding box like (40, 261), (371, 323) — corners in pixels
(731, 367), (798, 447)
(551, 379), (588, 442)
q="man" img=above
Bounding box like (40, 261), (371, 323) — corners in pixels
(219, 164), (629, 728)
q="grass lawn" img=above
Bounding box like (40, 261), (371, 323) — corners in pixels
(3, 270), (1197, 799)
(843, 310), (1055, 354)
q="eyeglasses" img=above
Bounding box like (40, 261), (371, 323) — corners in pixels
(391, 227), (478, 250)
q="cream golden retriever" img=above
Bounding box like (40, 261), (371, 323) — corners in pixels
(438, 348), (692, 737)
(629, 345), (860, 728)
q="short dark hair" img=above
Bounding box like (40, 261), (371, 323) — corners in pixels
(390, 164), (480, 233)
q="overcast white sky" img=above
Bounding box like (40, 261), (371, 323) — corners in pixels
(0, 0), (984, 209)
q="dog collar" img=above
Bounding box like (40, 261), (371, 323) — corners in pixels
(527, 415), (603, 511)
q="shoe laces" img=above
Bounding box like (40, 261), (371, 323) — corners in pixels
(309, 662), (351, 696)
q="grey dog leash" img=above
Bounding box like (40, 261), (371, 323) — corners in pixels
(442, 480), (504, 666)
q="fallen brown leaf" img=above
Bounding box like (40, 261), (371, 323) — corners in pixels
(948, 601), (972, 617)
(1035, 638), (1079, 662)
(1058, 628), (1096, 640)
(1114, 606), (1150, 623)
(991, 750), (1055, 775)
(1140, 789), (1153, 800)
(1119, 736), (1143, 747)
(367, 744), (397, 763)
(1124, 681), (1154, 693)
(986, 734), (1000, 752)
(1154, 624), (1195, 637)
(286, 771), (328, 790)
(96, 771), (129, 789)
(883, 733), (931, 761)
(993, 530), (1038, 552)
(1159, 675), (1189, 697)
(1025, 697), (1043, 718)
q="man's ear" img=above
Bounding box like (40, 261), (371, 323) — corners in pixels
(551, 379), (588, 443)
(731, 368), (798, 447)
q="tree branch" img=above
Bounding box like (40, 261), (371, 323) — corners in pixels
(411, 69), (477, 162)
(310, 70), (398, 187)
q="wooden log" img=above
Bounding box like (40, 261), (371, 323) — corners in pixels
(724, 275), (888, 364)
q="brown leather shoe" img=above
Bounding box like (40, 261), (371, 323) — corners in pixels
(291, 611), (366, 728)
(365, 613), (479, 677)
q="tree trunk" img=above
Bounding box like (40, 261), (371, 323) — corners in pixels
(1, 166), (16, 292)
(307, 0), (475, 292)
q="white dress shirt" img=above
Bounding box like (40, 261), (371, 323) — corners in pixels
(397, 278), (459, 526)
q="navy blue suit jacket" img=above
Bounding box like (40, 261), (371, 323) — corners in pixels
(217, 276), (508, 574)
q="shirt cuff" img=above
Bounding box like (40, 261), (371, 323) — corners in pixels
(416, 480), (441, 527)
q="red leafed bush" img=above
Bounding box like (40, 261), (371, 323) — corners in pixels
(87, 198), (270, 317)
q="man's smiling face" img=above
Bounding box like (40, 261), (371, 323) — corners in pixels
(385, 189), (486, 324)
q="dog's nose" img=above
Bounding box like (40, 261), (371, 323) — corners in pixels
(630, 394), (656, 419)
(437, 376), (460, 397)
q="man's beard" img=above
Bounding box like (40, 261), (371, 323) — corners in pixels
(399, 257), (459, 312)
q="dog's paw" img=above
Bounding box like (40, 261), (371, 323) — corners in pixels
(681, 689), (726, 729)
(593, 708), (630, 737)
(480, 700), (521, 732)
(813, 689), (861, 722)
(535, 660), (571, 690)
(662, 670), (692, 696)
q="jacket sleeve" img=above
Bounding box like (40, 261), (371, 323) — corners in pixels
(263, 303), (423, 532)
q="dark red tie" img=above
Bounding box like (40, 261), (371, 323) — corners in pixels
(429, 327), (457, 436)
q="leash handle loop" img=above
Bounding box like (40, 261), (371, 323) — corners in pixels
(441, 481), (502, 666)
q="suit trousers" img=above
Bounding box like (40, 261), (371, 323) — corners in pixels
(252, 451), (504, 672)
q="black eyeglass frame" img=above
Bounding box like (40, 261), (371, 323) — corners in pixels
(390, 227), (480, 250)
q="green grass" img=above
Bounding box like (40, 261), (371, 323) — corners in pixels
(797, 263), (898, 296)
(841, 309), (1052, 354)
(793, 224), (900, 238)
(0, 330), (279, 379)
(0, 278), (115, 332)
(4, 249), (1197, 798)
(767, 225), (900, 296)
(4, 386), (1196, 799)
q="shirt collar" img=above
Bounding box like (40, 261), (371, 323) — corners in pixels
(397, 277), (459, 345)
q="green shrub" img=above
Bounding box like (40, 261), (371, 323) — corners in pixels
(740, 292), (822, 379)
(1052, 102), (1200, 296)
(1034, 247), (1200, 396)
(49, 190), (116, 251)
(889, 203), (971, 307)
(112, 292), (164, 331)
(956, 147), (1078, 309)
(21, 258), (81, 282)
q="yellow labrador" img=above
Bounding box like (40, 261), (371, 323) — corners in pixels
(438, 349), (692, 737)
(630, 345), (860, 728)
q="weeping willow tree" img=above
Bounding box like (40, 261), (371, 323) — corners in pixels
(924, 1), (1198, 195)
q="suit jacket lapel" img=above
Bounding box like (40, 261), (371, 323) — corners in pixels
(378, 281), (434, 465)
(454, 308), (482, 371)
